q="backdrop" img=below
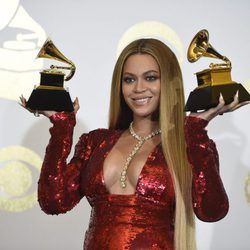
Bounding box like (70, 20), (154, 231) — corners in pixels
(0, 0), (250, 249)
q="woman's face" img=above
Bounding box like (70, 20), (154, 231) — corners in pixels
(122, 53), (161, 120)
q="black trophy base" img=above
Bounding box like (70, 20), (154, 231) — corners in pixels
(26, 88), (74, 112)
(40, 72), (64, 87)
(185, 83), (250, 112)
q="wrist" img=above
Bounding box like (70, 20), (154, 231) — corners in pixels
(49, 112), (76, 126)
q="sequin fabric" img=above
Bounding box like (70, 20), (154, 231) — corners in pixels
(184, 116), (229, 221)
(38, 112), (229, 249)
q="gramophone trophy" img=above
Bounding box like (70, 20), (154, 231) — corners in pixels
(26, 38), (75, 112)
(185, 29), (250, 112)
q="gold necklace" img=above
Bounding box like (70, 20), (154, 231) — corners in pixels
(120, 122), (161, 188)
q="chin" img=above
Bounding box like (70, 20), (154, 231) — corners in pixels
(131, 108), (156, 119)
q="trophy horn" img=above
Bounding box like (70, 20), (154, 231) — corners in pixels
(37, 38), (76, 81)
(185, 29), (250, 112)
(187, 29), (230, 65)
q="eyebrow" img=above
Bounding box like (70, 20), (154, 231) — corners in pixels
(122, 70), (160, 76)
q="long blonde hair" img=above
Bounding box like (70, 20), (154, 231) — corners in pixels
(108, 39), (196, 250)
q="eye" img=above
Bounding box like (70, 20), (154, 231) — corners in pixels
(122, 76), (135, 84)
(145, 75), (159, 82)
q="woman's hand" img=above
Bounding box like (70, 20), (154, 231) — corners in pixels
(189, 91), (250, 122)
(19, 95), (80, 118)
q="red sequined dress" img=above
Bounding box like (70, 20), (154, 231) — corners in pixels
(38, 112), (229, 250)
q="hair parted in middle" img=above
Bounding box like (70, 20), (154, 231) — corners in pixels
(108, 38), (196, 250)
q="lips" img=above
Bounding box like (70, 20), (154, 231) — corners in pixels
(131, 96), (152, 105)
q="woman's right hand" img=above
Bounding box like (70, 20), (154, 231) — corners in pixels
(19, 95), (80, 118)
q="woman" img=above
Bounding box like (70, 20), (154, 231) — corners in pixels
(21, 38), (247, 249)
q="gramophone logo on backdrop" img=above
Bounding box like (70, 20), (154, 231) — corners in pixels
(0, 0), (46, 101)
(0, 0), (45, 212)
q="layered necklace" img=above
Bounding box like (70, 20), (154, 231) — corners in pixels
(120, 122), (161, 188)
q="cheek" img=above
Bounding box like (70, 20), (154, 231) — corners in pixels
(121, 85), (130, 107)
(151, 82), (161, 97)
(121, 83), (125, 94)
(121, 84), (126, 100)
(122, 84), (130, 100)
(152, 83), (161, 106)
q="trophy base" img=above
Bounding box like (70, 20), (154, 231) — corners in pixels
(185, 83), (250, 112)
(26, 88), (74, 112)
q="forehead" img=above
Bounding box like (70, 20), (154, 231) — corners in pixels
(123, 53), (159, 73)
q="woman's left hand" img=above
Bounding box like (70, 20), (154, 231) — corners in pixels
(189, 91), (250, 122)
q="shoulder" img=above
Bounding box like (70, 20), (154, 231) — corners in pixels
(77, 128), (121, 148)
(88, 128), (120, 140)
(74, 128), (122, 159)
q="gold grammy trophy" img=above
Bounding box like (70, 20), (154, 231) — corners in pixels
(26, 38), (75, 112)
(184, 29), (250, 112)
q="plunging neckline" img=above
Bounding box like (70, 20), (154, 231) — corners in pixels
(100, 130), (161, 196)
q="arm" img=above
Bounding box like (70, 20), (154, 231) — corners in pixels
(38, 112), (91, 215)
(185, 116), (229, 222)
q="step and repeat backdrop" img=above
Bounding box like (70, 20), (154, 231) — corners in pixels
(0, 0), (249, 249)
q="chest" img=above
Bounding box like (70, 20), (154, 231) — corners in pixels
(105, 138), (161, 192)
(81, 135), (175, 204)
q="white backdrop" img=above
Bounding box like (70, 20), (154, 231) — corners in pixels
(0, 0), (250, 249)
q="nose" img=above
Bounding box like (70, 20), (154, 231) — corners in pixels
(134, 78), (146, 93)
